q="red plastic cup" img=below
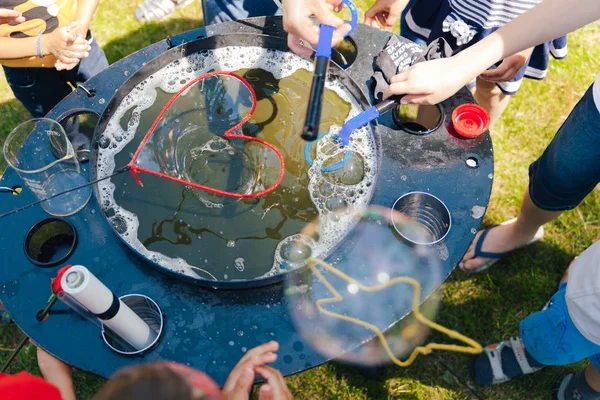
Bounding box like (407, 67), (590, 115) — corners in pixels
(451, 104), (490, 138)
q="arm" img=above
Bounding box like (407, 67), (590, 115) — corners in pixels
(479, 47), (534, 83)
(0, 30), (89, 62)
(73, 0), (100, 36)
(36, 347), (76, 400)
(52, 0), (99, 70)
(386, 0), (600, 104)
(458, 0), (600, 82)
(0, 36), (39, 59)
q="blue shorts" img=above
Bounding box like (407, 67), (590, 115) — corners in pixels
(520, 282), (600, 370)
(528, 84), (600, 211)
(201, 0), (281, 26)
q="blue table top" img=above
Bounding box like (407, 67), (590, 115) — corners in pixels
(0, 18), (493, 385)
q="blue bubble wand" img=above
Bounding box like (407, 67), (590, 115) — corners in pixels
(301, 0), (358, 142)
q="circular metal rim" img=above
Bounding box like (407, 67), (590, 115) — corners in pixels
(390, 191), (452, 245)
(90, 33), (379, 289)
(24, 217), (78, 267)
(101, 293), (165, 356)
(392, 103), (444, 136)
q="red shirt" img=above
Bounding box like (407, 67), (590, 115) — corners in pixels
(0, 371), (62, 400)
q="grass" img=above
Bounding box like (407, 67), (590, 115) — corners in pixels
(1, 1), (600, 399)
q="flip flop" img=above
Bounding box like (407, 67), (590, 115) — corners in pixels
(459, 217), (544, 274)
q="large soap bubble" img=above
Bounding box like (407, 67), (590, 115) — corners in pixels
(284, 205), (447, 366)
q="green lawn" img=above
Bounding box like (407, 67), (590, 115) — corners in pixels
(1, 1), (600, 399)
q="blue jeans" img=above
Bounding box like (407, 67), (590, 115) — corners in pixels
(3, 32), (108, 118)
(201, 0), (281, 26)
(520, 282), (600, 370)
(528, 83), (600, 211)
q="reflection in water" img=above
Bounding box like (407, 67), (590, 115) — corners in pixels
(115, 68), (357, 280)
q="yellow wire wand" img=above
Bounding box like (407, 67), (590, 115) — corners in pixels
(306, 257), (482, 367)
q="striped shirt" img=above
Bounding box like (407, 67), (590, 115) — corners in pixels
(449, 0), (541, 29)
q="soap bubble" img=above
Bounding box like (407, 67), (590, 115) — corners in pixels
(285, 205), (442, 366)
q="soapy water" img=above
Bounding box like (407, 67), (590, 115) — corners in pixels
(96, 47), (379, 281)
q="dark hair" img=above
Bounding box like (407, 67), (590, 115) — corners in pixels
(93, 363), (209, 400)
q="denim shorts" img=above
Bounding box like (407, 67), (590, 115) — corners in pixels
(520, 282), (600, 370)
(528, 84), (600, 211)
(2, 32), (108, 118)
(201, 0), (281, 26)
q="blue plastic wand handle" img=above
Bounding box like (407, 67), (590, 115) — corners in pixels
(301, 0), (359, 142)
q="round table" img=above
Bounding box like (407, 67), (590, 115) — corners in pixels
(0, 17), (493, 385)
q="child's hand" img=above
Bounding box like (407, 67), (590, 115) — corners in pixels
(54, 59), (79, 71)
(256, 365), (293, 400)
(364, 0), (409, 31)
(384, 56), (472, 105)
(42, 24), (90, 69)
(223, 341), (279, 400)
(282, 0), (351, 56)
(0, 8), (25, 25)
(479, 47), (534, 83)
(55, 23), (92, 70)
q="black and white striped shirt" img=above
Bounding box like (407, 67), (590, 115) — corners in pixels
(449, 0), (541, 29)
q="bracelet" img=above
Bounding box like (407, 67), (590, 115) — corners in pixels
(36, 31), (43, 58)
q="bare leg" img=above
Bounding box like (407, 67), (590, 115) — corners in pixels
(585, 364), (600, 393)
(472, 77), (512, 127)
(461, 188), (562, 271)
(37, 347), (76, 400)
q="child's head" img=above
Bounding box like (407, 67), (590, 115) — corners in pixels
(93, 362), (223, 400)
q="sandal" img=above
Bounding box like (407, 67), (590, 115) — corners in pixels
(134, 0), (193, 22)
(459, 217), (544, 274)
(473, 337), (543, 385)
(555, 374), (574, 400)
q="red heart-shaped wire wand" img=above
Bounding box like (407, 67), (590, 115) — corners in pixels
(127, 71), (285, 198)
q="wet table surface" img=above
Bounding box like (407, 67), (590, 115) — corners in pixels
(0, 17), (493, 384)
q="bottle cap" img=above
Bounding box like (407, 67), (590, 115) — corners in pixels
(452, 104), (490, 138)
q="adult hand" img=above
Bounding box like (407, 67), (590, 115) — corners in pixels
(0, 8), (24, 24)
(256, 366), (293, 400)
(479, 47), (534, 82)
(364, 0), (409, 31)
(222, 341), (279, 400)
(282, 0), (350, 56)
(383, 56), (472, 105)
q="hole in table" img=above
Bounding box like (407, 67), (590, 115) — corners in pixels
(24, 218), (77, 267)
(102, 294), (164, 356)
(58, 111), (100, 163)
(331, 37), (357, 70)
(392, 192), (451, 245)
(466, 157), (479, 168)
(393, 103), (443, 135)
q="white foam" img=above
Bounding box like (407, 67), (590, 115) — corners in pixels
(97, 47), (378, 279)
